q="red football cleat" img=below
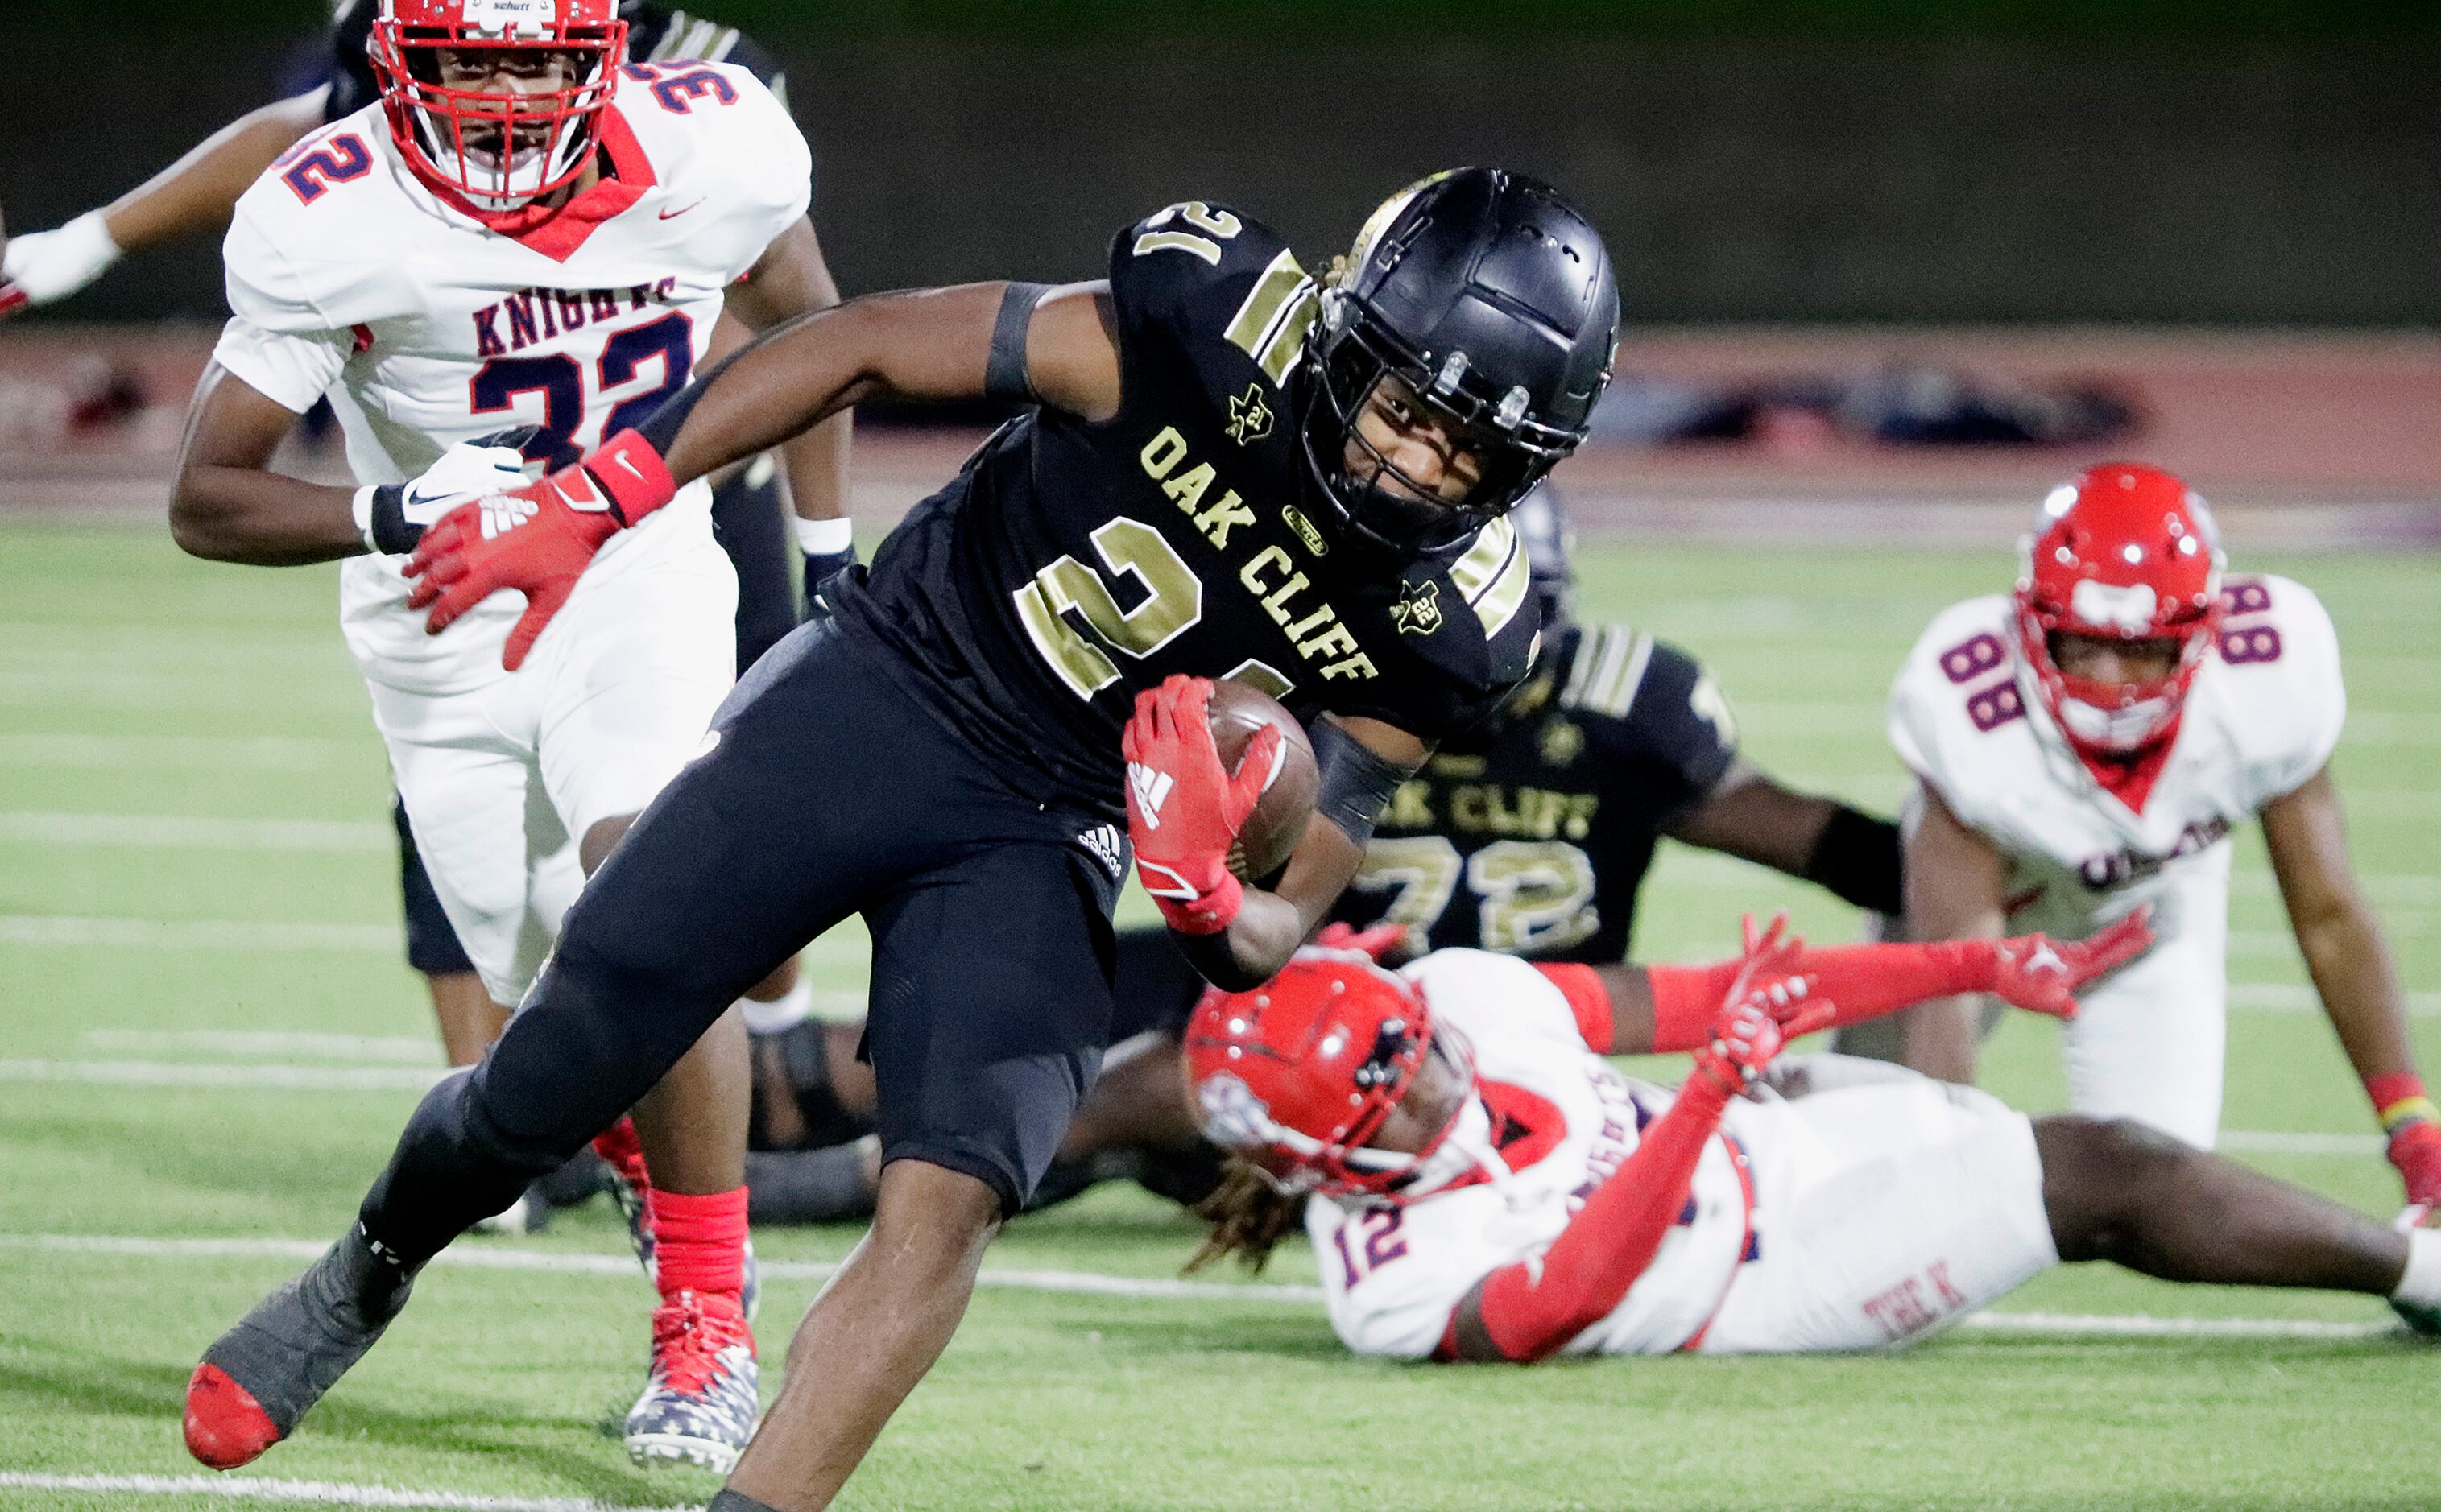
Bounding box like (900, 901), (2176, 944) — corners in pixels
(184, 1361), (280, 1469)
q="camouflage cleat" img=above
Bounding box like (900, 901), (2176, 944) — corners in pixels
(184, 1225), (418, 1469)
(623, 1290), (760, 1473)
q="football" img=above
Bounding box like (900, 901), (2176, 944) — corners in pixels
(1207, 677), (1319, 882)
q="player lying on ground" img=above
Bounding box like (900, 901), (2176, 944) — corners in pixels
(184, 167), (1621, 1510)
(1186, 926), (2441, 1360)
(168, 0), (847, 1469)
(0, 0), (848, 1113)
(1880, 463), (2438, 1215)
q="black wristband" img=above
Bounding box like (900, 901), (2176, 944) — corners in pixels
(1311, 719), (1418, 848)
(984, 282), (1050, 402)
(707, 1493), (784, 1512)
(1800, 804), (1905, 915)
(367, 485), (424, 556)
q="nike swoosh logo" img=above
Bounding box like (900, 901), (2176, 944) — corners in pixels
(614, 455), (645, 478)
(659, 200), (705, 220)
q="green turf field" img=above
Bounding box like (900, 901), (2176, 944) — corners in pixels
(1, 523), (2435, 1511)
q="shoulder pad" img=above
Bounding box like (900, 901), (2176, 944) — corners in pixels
(1107, 201), (1317, 390)
(1558, 622), (1657, 719)
(2216, 573), (2346, 802)
(1445, 515), (1533, 642)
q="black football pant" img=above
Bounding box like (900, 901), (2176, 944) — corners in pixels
(358, 622), (1127, 1264)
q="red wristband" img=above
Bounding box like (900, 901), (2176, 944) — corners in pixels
(2367, 1071), (2437, 1132)
(586, 428), (679, 527)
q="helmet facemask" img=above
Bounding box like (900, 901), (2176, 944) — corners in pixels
(372, 16), (626, 209)
(1300, 287), (1574, 558)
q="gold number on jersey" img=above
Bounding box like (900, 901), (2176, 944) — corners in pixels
(1350, 835), (1600, 952)
(1132, 201), (1244, 266)
(1468, 840), (1600, 954)
(1013, 518), (1206, 700)
(1350, 836), (1466, 937)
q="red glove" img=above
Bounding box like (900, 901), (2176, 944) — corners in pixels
(1313, 920), (1412, 963)
(403, 429), (678, 671)
(1986, 908), (2155, 1018)
(1690, 915), (1833, 1094)
(1121, 675), (1281, 936)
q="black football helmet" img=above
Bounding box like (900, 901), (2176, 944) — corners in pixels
(1301, 168), (1620, 558)
(1511, 480), (1577, 628)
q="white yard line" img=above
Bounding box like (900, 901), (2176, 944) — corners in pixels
(0, 1473), (692, 1512)
(1, 1233), (2404, 1336)
(81, 1031), (441, 1063)
(0, 733), (367, 770)
(0, 916), (400, 951)
(0, 1060), (447, 1092)
(0, 812), (391, 851)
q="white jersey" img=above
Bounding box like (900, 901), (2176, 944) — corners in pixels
(1309, 950), (1754, 1360)
(213, 62), (810, 695)
(1889, 576), (2344, 949)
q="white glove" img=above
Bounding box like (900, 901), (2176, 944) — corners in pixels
(1, 212), (122, 307)
(353, 439), (532, 555)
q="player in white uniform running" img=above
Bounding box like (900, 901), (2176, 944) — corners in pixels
(164, 0), (829, 1473)
(1884, 463), (2439, 1218)
(1184, 933), (2441, 1361)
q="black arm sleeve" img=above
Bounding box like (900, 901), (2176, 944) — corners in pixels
(1799, 804), (1905, 915)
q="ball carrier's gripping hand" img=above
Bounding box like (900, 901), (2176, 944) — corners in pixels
(404, 430), (677, 671)
(1454, 923), (1825, 1362)
(1122, 675), (1284, 936)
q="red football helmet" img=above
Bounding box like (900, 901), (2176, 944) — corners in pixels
(2013, 461), (2224, 754)
(370, 0), (627, 209)
(1185, 950), (1476, 1205)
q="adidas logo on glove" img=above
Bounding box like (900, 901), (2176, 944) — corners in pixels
(1127, 762), (1173, 829)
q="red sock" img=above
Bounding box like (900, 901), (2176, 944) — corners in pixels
(647, 1187), (748, 1299)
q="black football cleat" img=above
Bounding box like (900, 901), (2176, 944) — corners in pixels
(184, 1225), (418, 1469)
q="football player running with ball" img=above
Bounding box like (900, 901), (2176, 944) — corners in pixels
(1884, 464), (2438, 1222)
(186, 168), (1620, 1508)
(1185, 931), (2441, 1361)
(168, 0), (838, 1473)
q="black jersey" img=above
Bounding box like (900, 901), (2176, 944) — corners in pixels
(1327, 622), (1739, 964)
(833, 202), (1544, 819)
(322, 1), (792, 122)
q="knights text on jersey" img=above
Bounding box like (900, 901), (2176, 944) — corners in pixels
(1329, 623), (1739, 961)
(1886, 576), (2344, 941)
(323, 1), (793, 122)
(213, 64), (810, 695)
(831, 201), (1543, 817)
(1309, 950), (1750, 1359)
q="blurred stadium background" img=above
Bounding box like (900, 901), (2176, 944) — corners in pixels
(3, 2), (2437, 1508)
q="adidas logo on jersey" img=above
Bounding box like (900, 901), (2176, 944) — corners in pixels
(1127, 762), (1174, 828)
(1075, 823), (1127, 880)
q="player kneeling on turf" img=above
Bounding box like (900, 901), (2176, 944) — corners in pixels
(1185, 921), (2441, 1359)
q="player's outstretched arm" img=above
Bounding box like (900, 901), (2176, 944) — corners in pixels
(1443, 932), (1818, 1362)
(2262, 766), (2441, 1209)
(168, 364), (366, 565)
(1544, 907), (2151, 1056)
(1668, 762), (1905, 915)
(2, 91), (325, 314)
(652, 278), (1120, 487)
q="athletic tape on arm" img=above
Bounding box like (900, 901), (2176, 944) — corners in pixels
(1311, 719), (1417, 846)
(984, 282), (1050, 402)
